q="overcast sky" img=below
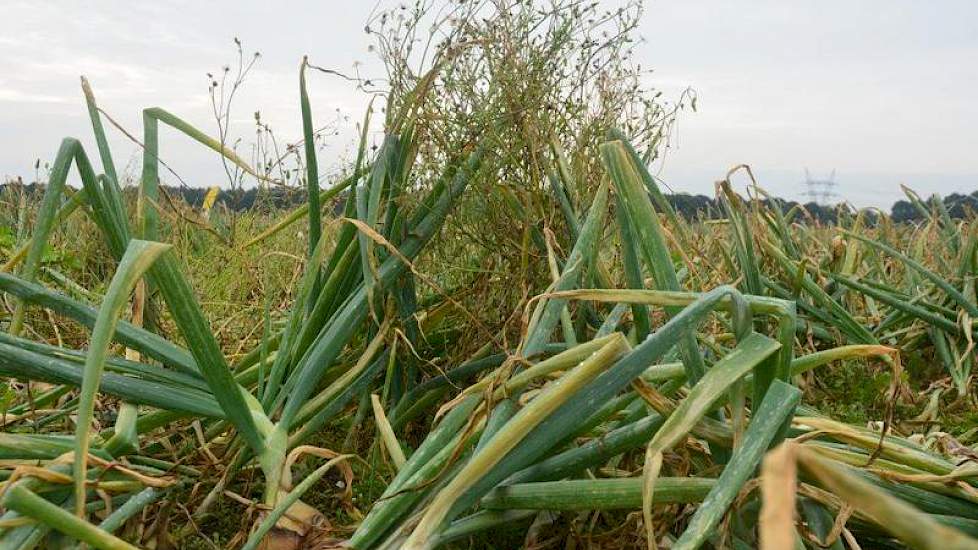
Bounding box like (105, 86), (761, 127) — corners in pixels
(2, 1), (976, 207)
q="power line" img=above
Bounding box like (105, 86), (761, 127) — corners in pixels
(802, 168), (837, 205)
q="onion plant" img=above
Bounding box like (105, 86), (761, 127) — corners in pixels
(0, 63), (486, 548)
(2, 14), (978, 548)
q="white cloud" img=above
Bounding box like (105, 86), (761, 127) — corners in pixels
(1, 0), (975, 207)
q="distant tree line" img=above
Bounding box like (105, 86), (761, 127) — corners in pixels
(664, 191), (978, 224)
(0, 181), (318, 214)
(156, 185), (310, 212)
(663, 193), (840, 224)
(889, 192), (978, 223)
(3, 180), (977, 224)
